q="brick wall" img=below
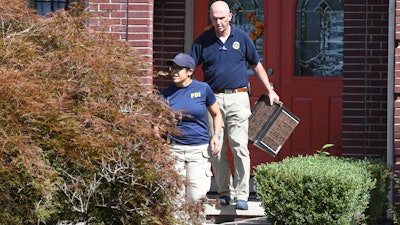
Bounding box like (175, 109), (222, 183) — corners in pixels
(394, 0), (400, 207)
(396, 0), (400, 165)
(342, 0), (388, 158)
(153, 0), (186, 91)
(86, 0), (186, 91)
(87, 0), (154, 90)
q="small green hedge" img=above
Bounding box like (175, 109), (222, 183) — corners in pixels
(364, 159), (391, 225)
(254, 155), (377, 225)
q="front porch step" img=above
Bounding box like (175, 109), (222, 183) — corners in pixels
(205, 199), (265, 217)
(205, 199), (267, 224)
(206, 177), (267, 224)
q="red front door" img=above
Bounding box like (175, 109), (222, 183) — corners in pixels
(194, 0), (343, 168)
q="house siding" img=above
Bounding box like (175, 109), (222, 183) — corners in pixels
(153, 0), (186, 90)
(342, 1), (388, 159)
(87, 0), (154, 90)
(394, 0), (400, 208)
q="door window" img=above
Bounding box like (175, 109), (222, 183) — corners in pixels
(295, 0), (343, 77)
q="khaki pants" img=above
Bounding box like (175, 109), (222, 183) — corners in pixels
(207, 92), (251, 201)
(170, 143), (213, 202)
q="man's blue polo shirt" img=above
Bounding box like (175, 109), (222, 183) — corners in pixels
(190, 25), (260, 90)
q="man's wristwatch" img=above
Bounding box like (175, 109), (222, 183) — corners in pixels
(214, 132), (222, 139)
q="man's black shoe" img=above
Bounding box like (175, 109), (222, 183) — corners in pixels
(219, 196), (231, 205)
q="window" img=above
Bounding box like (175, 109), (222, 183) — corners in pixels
(295, 0), (343, 77)
(31, 0), (80, 16)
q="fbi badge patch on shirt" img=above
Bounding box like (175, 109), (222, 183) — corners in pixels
(191, 92), (201, 98)
(233, 41), (240, 50)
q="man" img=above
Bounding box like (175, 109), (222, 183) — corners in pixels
(189, 1), (279, 210)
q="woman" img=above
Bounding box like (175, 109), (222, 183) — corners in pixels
(161, 53), (222, 219)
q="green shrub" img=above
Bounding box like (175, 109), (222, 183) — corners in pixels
(0, 1), (199, 224)
(391, 176), (400, 224)
(361, 158), (391, 225)
(254, 155), (375, 225)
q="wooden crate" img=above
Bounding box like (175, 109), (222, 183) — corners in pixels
(248, 95), (300, 157)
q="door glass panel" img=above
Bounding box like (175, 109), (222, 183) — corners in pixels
(295, 0), (343, 77)
(208, 0), (264, 76)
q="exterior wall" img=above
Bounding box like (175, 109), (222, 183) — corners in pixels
(396, 0), (400, 165)
(85, 0), (185, 91)
(342, 1), (388, 159)
(87, 0), (155, 90)
(394, 0), (400, 208)
(153, 0), (186, 90)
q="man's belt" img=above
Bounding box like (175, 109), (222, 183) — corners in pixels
(213, 87), (248, 94)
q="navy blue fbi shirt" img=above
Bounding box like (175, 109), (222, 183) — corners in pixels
(190, 25), (260, 90)
(161, 80), (217, 146)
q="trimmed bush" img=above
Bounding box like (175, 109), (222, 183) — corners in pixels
(254, 155), (375, 225)
(363, 159), (391, 225)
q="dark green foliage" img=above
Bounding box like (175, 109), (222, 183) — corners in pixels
(361, 159), (391, 225)
(0, 1), (196, 224)
(254, 155), (375, 225)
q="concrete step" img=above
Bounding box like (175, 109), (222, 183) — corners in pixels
(205, 195), (267, 224)
(206, 216), (270, 225)
(205, 199), (267, 224)
(205, 194), (267, 224)
(205, 176), (269, 224)
(205, 199), (265, 217)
